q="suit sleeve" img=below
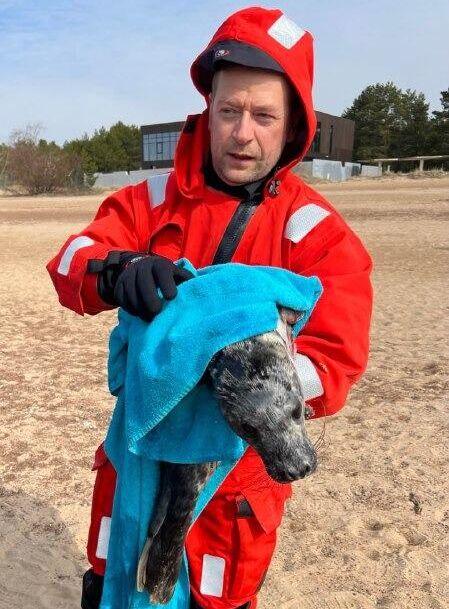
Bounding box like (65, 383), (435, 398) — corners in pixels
(46, 182), (153, 316)
(291, 212), (373, 418)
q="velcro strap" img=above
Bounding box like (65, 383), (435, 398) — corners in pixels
(87, 250), (122, 274)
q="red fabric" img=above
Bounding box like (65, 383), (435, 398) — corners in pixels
(47, 7), (373, 607)
(186, 448), (291, 609)
(86, 443), (116, 576)
(46, 180), (152, 315)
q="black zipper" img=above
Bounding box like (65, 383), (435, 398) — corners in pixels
(212, 196), (260, 264)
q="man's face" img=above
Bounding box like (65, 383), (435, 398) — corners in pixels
(208, 66), (292, 186)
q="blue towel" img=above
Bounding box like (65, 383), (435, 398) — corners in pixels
(100, 261), (322, 609)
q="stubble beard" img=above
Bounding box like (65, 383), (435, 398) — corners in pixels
(215, 154), (273, 186)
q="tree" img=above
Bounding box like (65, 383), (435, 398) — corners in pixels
(393, 89), (430, 157)
(63, 135), (98, 185)
(429, 88), (449, 155)
(7, 125), (79, 194)
(0, 143), (9, 188)
(343, 82), (404, 160)
(343, 82), (431, 161)
(63, 121), (141, 175)
(108, 121), (141, 171)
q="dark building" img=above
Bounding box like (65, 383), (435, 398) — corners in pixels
(141, 111), (354, 169)
(141, 121), (185, 170)
(313, 111), (354, 163)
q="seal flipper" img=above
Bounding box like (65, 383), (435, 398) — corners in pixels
(136, 462), (172, 592)
(137, 462), (218, 604)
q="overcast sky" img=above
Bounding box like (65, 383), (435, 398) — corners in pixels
(1, 0), (448, 144)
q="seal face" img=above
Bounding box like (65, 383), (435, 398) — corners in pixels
(209, 307), (317, 483)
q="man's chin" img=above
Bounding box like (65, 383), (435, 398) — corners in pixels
(218, 166), (258, 186)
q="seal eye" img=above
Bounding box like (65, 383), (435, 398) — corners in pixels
(292, 405), (302, 421)
(241, 422), (258, 439)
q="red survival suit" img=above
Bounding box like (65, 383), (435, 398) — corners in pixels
(47, 7), (373, 609)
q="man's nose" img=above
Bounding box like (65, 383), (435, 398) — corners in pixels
(232, 111), (254, 145)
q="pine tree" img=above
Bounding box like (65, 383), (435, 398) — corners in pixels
(63, 122), (141, 175)
(342, 82), (404, 160)
(343, 82), (432, 161)
(430, 88), (449, 155)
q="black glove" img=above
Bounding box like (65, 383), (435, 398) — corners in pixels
(93, 251), (193, 321)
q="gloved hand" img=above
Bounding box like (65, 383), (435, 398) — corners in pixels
(98, 252), (193, 322)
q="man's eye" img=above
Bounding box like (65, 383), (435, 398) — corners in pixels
(220, 108), (237, 115)
(255, 113), (274, 124)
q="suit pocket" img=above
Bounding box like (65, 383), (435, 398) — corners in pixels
(226, 484), (291, 601)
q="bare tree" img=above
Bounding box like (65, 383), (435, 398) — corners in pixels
(9, 123), (44, 147)
(7, 124), (79, 194)
(0, 144), (9, 189)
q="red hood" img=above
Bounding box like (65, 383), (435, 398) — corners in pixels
(190, 6), (316, 173)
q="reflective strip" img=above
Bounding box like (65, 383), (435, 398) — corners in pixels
(284, 204), (330, 243)
(147, 172), (171, 208)
(294, 353), (324, 401)
(200, 554), (225, 597)
(268, 14), (306, 49)
(96, 516), (111, 560)
(57, 236), (95, 276)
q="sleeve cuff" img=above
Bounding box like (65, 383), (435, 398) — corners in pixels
(294, 353), (324, 401)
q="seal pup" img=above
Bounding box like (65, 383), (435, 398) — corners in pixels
(137, 306), (317, 603)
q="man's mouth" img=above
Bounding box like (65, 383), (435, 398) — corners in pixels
(228, 152), (254, 162)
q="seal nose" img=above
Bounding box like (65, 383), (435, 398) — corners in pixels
(287, 455), (316, 480)
(297, 462), (312, 479)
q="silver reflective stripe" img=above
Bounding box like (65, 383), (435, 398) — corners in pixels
(200, 554), (225, 597)
(147, 172), (171, 208)
(268, 14), (306, 49)
(294, 353), (324, 400)
(57, 236), (95, 276)
(284, 204), (330, 243)
(96, 516), (111, 559)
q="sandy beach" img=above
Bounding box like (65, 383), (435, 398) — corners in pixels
(0, 175), (447, 609)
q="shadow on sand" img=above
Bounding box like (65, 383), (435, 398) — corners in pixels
(0, 486), (84, 608)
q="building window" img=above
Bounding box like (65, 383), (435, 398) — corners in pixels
(143, 131), (181, 162)
(311, 121), (321, 153)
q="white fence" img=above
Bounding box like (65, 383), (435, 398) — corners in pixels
(93, 168), (169, 189)
(296, 159), (381, 182)
(93, 161), (382, 189)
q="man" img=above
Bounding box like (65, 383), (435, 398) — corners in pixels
(47, 7), (373, 609)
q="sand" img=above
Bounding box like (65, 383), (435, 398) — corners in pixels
(0, 176), (448, 609)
